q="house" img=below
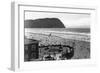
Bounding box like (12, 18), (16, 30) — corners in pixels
(24, 38), (39, 61)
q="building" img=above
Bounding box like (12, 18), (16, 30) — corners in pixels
(24, 38), (39, 61)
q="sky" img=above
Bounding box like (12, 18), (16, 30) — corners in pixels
(25, 11), (90, 28)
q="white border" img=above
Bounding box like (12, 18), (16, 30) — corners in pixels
(11, 2), (97, 71)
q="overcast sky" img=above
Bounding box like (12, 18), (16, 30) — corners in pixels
(25, 11), (90, 28)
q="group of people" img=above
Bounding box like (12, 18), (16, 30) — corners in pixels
(39, 45), (75, 61)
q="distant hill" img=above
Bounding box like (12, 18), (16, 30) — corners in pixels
(24, 18), (65, 28)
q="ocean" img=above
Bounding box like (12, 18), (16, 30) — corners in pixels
(25, 28), (90, 34)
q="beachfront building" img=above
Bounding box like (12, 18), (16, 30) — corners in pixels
(24, 38), (39, 61)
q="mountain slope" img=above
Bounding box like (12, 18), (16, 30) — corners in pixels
(24, 18), (65, 28)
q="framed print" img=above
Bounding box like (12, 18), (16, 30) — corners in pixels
(11, 2), (97, 71)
